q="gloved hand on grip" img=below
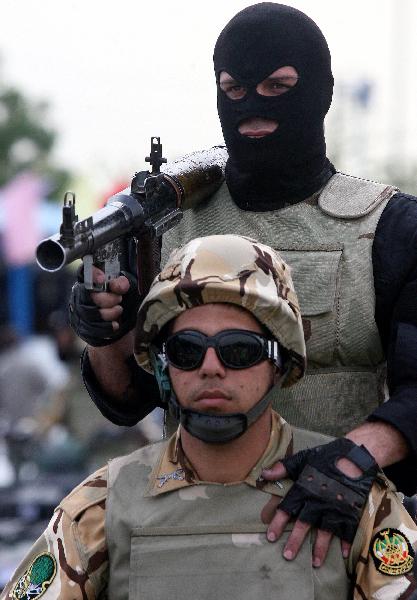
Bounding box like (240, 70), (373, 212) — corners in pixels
(69, 264), (140, 347)
(279, 438), (379, 543)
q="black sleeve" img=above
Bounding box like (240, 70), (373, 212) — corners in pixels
(370, 191), (417, 494)
(80, 347), (162, 426)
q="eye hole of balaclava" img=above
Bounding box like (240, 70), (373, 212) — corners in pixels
(218, 65), (299, 101)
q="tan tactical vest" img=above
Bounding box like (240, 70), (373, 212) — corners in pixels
(106, 427), (351, 600)
(162, 173), (397, 436)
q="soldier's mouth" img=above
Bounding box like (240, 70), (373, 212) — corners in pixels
(238, 117), (278, 138)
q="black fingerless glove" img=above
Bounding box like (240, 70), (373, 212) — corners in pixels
(280, 438), (378, 542)
(69, 267), (140, 347)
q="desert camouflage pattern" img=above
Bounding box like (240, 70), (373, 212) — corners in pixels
(2, 414), (416, 599)
(1, 468), (108, 600)
(135, 234), (306, 387)
(106, 413), (351, 600)
(106, 414), (417, 600)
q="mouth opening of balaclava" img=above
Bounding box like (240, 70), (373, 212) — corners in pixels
(213, 2), (335, 210)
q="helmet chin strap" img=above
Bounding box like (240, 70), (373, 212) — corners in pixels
(168, 385), (277, 444)
(150, 347), (281, 444)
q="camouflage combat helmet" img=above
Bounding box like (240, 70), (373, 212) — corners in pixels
(135, 234), (306, 387)
(135, 235), (306, 443)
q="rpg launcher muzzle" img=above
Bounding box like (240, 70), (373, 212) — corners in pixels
(36, 138), (227, 292)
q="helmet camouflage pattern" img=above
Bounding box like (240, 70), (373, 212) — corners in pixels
(134, 234), (306, 387)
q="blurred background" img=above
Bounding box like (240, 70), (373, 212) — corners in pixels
(0, 0), (416, 586)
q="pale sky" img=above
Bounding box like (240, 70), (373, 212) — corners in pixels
(2, 0), (417, 193)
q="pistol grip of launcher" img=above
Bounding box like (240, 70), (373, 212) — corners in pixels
(83, 237), (128, 292)
(136, 232), (162, 301)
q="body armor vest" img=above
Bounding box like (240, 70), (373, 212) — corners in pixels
(162, 173), (397, 436)
(106, 427), (351, 600)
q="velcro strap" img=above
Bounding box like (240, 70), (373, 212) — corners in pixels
(346, 444), (375, 472)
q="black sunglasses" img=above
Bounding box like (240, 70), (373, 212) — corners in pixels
(163, 329), (281, 371)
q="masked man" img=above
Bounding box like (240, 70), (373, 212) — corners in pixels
(5, 235), (417, 600)
(69, 2), (417, 563)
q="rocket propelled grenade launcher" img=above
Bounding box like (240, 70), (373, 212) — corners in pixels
(36, 138), (227, 292)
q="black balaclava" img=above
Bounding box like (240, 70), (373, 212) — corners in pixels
(213, 2), (335, 210)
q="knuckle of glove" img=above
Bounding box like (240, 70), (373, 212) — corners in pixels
(321, 513), (357, 543)
(279, 486), (309, 518)
(282, 447), (313, 480)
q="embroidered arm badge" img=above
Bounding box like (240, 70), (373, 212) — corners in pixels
(371, 528), (414, 577)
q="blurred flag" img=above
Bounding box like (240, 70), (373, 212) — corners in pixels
(1, 171), (44, 266)
(98, 179), (129, 209)
(0, 172), (45, 335)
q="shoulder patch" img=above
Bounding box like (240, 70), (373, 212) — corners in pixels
(371, 528), (414, 576)
(12, 552), (56, 599)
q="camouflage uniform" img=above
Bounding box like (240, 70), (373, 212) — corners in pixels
(2, 413), (416, 599)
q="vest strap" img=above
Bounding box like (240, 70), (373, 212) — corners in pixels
(318, 172), (397, 219)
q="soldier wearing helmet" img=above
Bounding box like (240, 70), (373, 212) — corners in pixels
(3, 235), (417, 600)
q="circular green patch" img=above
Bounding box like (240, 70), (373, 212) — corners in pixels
(12, 552), (57, 599)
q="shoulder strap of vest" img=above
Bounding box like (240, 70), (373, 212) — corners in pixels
(291, 427), (333, 453)
(318, 172), (398, 220)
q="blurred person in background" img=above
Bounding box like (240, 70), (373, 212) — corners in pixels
(0, 324), (70, 435)
(0, 324), (72, 482)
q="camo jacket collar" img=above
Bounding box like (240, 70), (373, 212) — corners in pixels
(145, 411), (293, 497)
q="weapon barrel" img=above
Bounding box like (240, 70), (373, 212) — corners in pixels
(36, 193), (144, 272)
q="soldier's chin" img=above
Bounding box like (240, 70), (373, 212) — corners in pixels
(194, 398), (232, 413)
